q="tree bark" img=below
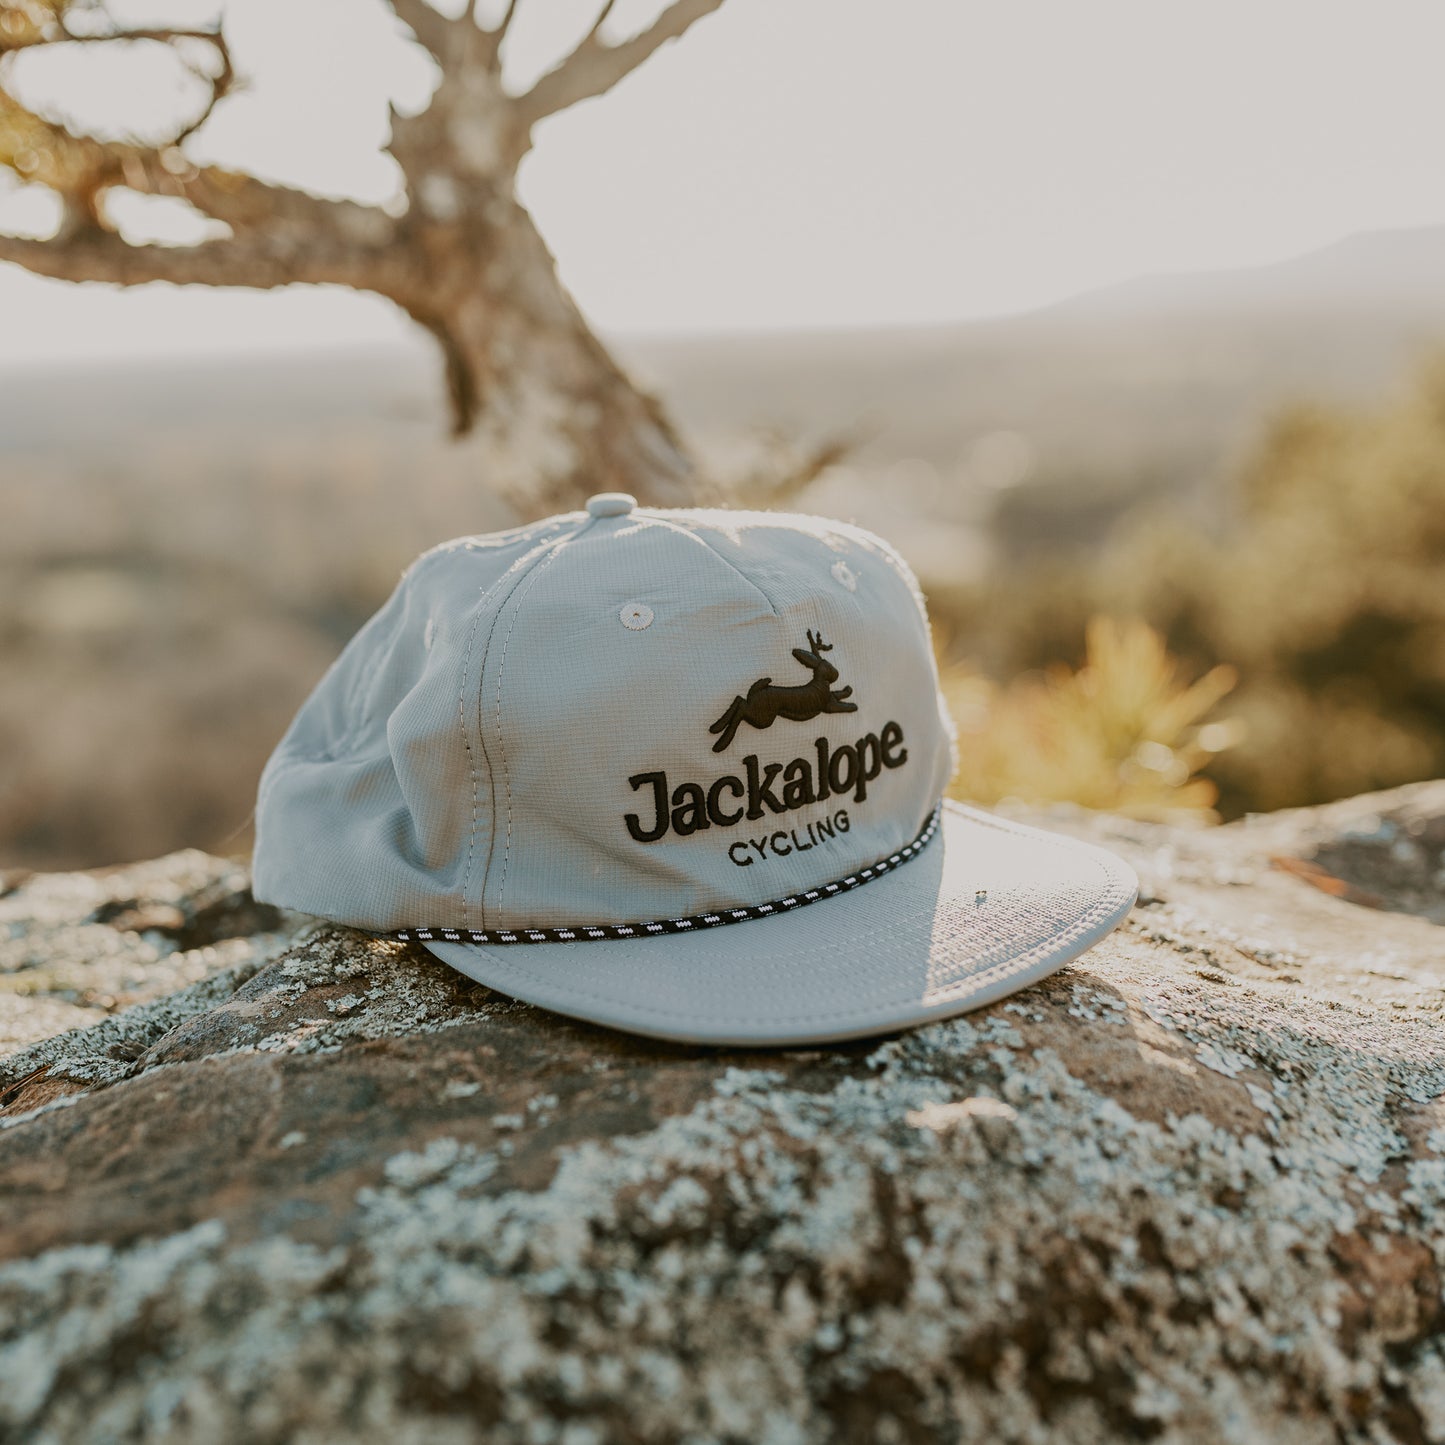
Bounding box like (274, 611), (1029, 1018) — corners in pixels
(394, 198), (697, 510)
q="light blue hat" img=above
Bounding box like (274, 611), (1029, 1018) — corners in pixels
(253, 494), (1136, 1044)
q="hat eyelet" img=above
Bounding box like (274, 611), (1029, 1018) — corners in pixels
(620, 601), (654, 631)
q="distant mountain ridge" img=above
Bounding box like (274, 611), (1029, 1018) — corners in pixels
(625, 222), (1445, 522)
(1036, 224), (1445, 322)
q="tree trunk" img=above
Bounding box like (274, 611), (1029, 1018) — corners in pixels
(396, 198), (698, 514)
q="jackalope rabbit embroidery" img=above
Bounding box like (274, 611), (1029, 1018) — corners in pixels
(709, 629), (859, 752)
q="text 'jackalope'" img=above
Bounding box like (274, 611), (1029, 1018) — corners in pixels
(624, 723), (909, 844)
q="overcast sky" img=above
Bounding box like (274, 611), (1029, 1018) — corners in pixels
(4, 0), (1445, 363)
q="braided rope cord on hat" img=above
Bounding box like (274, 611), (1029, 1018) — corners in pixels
(392, 804), (943, 948)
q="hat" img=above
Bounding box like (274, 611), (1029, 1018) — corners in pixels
(253, 494), (1136, 1045)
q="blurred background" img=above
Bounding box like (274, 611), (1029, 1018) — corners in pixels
(5, 0), (1445, 871)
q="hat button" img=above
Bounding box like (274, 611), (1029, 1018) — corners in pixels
(586, 492), (636, 518)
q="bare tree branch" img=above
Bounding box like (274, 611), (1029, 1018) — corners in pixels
(0, 227), (384, 290)
(578, 0), (618, 48)
(1, 7), (396, 290)
(6, 23), (222, 52)
(2, 6), (235, 181)
(0, 3), (232, 90)
(490, 0), (520, 40)
(0, 1), (64, 53)
(167, 29), (235, 143)
(386, 0), (462, 61)
(162, 166), (393, 241)
(1, 89), (391, 243)
(516, 0), (724, 126)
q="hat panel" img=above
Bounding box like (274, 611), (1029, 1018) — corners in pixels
(476, 511), (954, 929)
(253, 520), (576, 929)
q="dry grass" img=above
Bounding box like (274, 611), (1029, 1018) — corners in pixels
(944, 618), (1239, 823)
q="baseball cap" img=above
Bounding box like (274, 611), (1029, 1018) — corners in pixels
(252, 494), (1136, 1045)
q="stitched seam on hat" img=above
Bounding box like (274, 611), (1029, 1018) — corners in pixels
(456, 603), (486, 929)
(646, 516), (781, 618)
(458, 523), (571, 928)
(471, 515), (598, 918)
(491, 540), (571, 913)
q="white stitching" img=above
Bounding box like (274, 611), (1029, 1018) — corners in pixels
(644, 515), (782, 617)
(469, 880), (1131, 1025)
(396, 810), (941, 946)
(491, 540), (571, 913)
(423, 808), (1136, 1027)
(456, 590), (488, 928)
(458, 531), (562, 927)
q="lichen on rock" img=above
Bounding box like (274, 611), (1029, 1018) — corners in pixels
(2, 786), (1445, 1442)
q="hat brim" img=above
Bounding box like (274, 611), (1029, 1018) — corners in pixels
(420, 801), (1138, 1047)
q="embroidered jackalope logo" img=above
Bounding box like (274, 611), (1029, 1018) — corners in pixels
(709, 629), (858, 752)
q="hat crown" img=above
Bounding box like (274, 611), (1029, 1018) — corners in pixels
(253, 505), (955, 932)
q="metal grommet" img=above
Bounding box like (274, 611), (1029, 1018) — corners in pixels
(620, 601), (654, 630)
(831, 560), (857, 591)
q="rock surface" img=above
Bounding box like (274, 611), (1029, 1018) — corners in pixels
(2, 784), (1445, 1443)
